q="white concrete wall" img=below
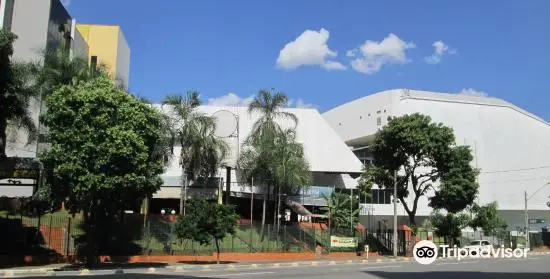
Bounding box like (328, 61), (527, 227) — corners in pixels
(115, 29), (130, 90)
(323, 89), (550, 221)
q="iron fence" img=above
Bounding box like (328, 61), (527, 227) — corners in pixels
(1, 213), (367, 256)
(3, 212), (546, 257)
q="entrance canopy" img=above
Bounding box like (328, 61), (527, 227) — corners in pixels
(286, 200), (327, 218)
(0, 157), (43, 197)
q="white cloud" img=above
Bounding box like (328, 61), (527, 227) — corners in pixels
(425, 40), (456, 64)
(207, 93), (318, 110)
(347, 33), (416, 74)
(276, 28), (346, 71)
(458, 88), (488, 97)
(207, 93), (254, 107)
(291, 98), (318, 109)
(60, 0), (71, 7)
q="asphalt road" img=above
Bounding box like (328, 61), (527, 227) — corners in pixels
(7, 255), (550, 279)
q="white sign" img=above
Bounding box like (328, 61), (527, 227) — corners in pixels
(330, 236), (358, 248)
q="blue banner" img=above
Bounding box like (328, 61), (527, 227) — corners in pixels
(301, 186), (334, 199)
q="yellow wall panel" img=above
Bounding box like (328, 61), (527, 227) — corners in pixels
(76, 24), (120, 79)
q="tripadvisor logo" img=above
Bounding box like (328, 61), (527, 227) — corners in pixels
(413, 240), (529, 265)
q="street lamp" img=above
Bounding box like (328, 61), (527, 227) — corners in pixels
(524, 182), (550, 250)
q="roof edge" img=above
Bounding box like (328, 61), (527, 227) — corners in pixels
(400, 89), (549, 126)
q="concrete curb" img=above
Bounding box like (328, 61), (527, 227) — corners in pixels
(165, 257), (414, 272)
(530, 251), (550, 256)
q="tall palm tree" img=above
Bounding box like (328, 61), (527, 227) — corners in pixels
(162, 91), (229, 215)
(0, 29), (38, 160)
(239, 89), (301, 239)
(247, 89), (298, 147)
(272, 128), (311, 232)
(30, 48), (95, 97)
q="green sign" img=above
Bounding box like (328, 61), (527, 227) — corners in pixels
(0, 169), (40, 179)
(330, 236), (358, 248)
(529, 219), (545, 224)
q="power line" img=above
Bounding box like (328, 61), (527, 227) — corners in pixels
(481, 165), (550, 174)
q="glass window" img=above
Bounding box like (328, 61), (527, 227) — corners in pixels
(377, 117), (381, 126)
(91, 56), (98, 74)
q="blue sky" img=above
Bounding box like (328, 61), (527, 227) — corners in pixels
(65, 0), (550, 119)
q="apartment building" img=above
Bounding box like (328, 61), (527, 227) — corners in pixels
(77, 24), (131, 90)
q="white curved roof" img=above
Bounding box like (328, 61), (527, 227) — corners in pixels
(323, 88), (550, 211)
(154, 104), (363, 174)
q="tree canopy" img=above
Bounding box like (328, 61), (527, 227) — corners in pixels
(361, 113), (479, 231)
(162, 91), (229, 214)
(0, 29), (38, 159)
(428, 211), (471, 246)
(39, 75), (165, 218)
(175, 199), (238, 263)
(322, 192), (360, 229)
(470, 201), (507, 236)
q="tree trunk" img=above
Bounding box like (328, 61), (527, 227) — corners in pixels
(407, 215), (417, 257)
(180, 169), (187, 215)
(215, 238), (220, 264)
(0, 117), (7, 160)
(276, 184), (281, 233)
(260, 192), (267, 242)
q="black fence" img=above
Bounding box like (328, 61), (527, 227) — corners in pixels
(1, 213), (367, 256)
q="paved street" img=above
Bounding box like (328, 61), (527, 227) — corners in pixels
(5, 254), (550, 279)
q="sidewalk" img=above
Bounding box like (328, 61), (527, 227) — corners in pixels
(0, 253), (399, 273)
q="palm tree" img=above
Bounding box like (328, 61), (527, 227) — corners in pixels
(239, 89), (298, 236)
(0, 29), (38, 160)
(162, 91), (229, 215)
(322, 192), (360, 232)
(247, 89), (298, 147)
(271, 128), (311, 232)
(30, 48), (96, 97)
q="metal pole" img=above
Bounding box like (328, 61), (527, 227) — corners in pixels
(393, 170), (398, 257)
(524, 191), (529, 250)
(251, 178), (254, 225)
(350, 188), (353, 231)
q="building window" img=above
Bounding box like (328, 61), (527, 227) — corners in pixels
(338, 122), (342, 126)
(368, 113), (371, 117)
(2, 0), (15, 30)
(365, 189), (391, 204)
(359, 116), (362, 119)
(377, 117), (381, 126)
(91, 56), (98, 74)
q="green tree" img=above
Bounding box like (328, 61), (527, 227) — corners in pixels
(322, 192), (360, 230)
(271, 128), (311, 230)
(30, 48), (97, 97)
(428, 211), (471, 246)
(175, 198), (238, 264)
(238, 89), (299, 237)
(470, 202), (507, 236)
(361, 114), (479, 238)
(0, 29), (38, 160)
(39, 76), (165, 265)
(162, 92), (229, 215)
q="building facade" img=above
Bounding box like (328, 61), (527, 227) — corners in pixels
(1, 0), (129, 198)
(323, 89), (550, 232)
(149, 105), (364, 217)
(76, 24), (131, 90)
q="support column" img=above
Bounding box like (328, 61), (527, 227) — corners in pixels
(225, 167), (231, 204)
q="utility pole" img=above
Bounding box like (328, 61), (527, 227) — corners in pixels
(393, 170), (398, 257)
(524, 182), (550, 251)
(350, 188), (354, 232)
(524, 191), (529, 250)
